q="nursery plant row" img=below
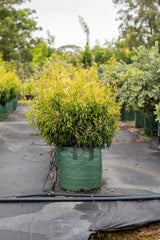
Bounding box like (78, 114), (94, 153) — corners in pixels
(0, 59), (20, 120)
(0, 97), (18, 120)
(121, 105), (160, 142)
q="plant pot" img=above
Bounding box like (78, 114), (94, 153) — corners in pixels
(6, 100), (13, 113)
(0, 104), (4, 120)
(135, 111), (145, 128)
(25, 95), (34, 100)
(0, 103), (8, 119)
(12, 97), (18, 110)
(144, 114), (158, 136)
(56, 147), (102, 191)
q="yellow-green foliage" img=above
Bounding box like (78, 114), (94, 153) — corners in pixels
(0, 62), (20, 105)
(23, 79), (35, 96)
(27, 60), (120, 148)
(155, 103), (160, 122)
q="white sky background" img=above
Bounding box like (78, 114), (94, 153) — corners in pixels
(21, 0), (120, 49)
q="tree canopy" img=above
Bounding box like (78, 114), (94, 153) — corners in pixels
(113, 0), (160, 49)
(0, 5), (41, 61)
(0, 0), (30, 6)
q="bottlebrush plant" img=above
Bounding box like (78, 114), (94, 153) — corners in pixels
(26, 60), (120, 148)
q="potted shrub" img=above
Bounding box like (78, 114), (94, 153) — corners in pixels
(26, 60), (120, 191)
(98, 60), (135, 121)
(0, 62), (20, 119)
(116, 43), (160, 134)
(23, 79), (35, 100)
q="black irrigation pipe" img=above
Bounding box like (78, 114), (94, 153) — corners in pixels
(135, 133), (160, 151)
(42, 148), (57, 192)
(1, 195), (160, 203)
(147, 139), (160, 151)
(135, 130), (160, 151)
(4, 193), (153, 199)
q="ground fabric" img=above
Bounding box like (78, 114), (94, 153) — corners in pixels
(0, 105), (160, 240)
(0, 200), (160, 240)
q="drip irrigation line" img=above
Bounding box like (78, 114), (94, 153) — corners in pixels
(42, 148), (57, 192)
(5, 193), (151, 199)
(147, 139), (160, 151)
(1, 195), (160, 203)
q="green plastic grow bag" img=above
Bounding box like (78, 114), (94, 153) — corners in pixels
(12, 97), (18, 110)
(121, 104), (135, 121)
(6, 100), (13, 113)
(0, 103), (8, 119)
(56, 147), (102, 191)
(0, 104), (4, 120)
(135, 111), (145, 128)
(144, 114), (158, 136)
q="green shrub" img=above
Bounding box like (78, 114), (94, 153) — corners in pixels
(22, 79), (35, 96)
(155, 103), (160, 123)
(0, 62), (20, 105)
(26, 60), (120, 148)
(115, 43), (160, 117)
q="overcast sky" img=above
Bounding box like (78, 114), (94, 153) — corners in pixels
(21, 0), (120, 49)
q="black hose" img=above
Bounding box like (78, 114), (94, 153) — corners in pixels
(5, 193), (149, 199)
(1, 195), (160, 202)
(42, 148), (57, 192)
(147, 139), (160, 151)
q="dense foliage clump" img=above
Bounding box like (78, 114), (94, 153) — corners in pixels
(114, 43), (160, 117)
(27, 61), (120, 148)
(0, 60), (20, 105)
